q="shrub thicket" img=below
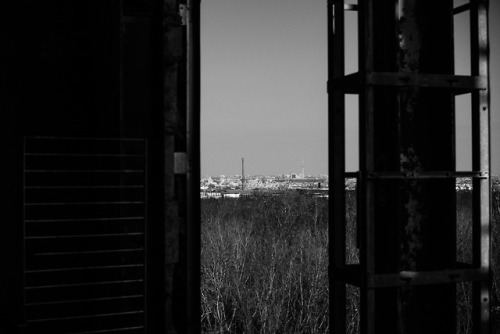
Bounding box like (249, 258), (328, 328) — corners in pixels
(201, 185), (500, 334)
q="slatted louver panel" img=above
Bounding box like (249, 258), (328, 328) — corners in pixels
(23, 137), (147, 334)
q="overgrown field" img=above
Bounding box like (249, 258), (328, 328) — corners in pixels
(201, 186), (500, 334)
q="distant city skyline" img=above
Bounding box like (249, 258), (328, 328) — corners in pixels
(202, 158), (324, 178)
(201, 0), (500, 177)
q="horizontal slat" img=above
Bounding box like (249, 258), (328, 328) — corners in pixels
(33, 248), (144, 257)
(25, 311), (144, 333)
(25, 185), (144, 190)
(26, 279), (144, 290)
(26, 232), (143, 240)
(26, 296), (144, 320)
(25, 220), (144, 237)
(25, 172), (144, 187)
(26, 281), (144, 304)
(25, 187), (144, 203)
(27, 311), (144, 323)
(26, 266), (144, 287)
(25, 217), (144, 223)
(25, 156), (145, 171)
(26, 235), (144, 254)
(26, 153), (144, 157)
(26, 294), (144, 306)
(26, 264), (144, 274)
(25, 136), (145, 141)
(66, 327), (144, 334)
(26, 170), (145, 173)
(26, 250), (144, 271)
(24, 137), (145, 156)
(25, 204), (144, 220)
(66, 326), (144, 334)
(26, 201), (144, 206)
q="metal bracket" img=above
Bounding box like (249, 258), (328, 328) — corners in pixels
(174, 152), (187, 174)
(365, 171), (488, 180)
(179, 4), (188, 26)
(330, 72), (488, 95)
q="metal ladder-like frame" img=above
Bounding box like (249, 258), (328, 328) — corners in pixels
(327, 1), (491, 333)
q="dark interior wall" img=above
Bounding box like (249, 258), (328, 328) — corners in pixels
(1, 3), (121, 332)
(0, 1), (186, 332)
(0, 2), (122, 138)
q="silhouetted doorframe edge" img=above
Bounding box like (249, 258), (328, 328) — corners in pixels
(186, 0), (202, 333)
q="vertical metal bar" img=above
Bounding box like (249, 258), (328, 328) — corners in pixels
(358, 0), (376, 333)
(328, 1), (346, 333)
(186, 0), (201, 332)
(470, 1), (490, 333)
(21, 137), (27, 333)
(143, 139), (148, 334)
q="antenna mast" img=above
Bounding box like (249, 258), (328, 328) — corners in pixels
(241, 158), (245, 190)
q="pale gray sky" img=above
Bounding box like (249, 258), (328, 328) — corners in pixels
(201, 0), (500, 177)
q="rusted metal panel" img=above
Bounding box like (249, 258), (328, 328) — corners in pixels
(470, 0), (491, 333)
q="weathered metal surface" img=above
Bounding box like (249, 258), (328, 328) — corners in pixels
(331, 72), (488, 94)
(470, 0), (491, 333)
(373, 1), (457, 333)
(328, 1), (347, 333)
(357, 0), (377, 332)
(336, 265), (489, 288)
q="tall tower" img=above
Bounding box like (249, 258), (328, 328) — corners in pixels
(301, 160), (305, 178)
(241, 157), (245, 190)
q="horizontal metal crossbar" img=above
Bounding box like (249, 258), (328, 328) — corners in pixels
(342, 171), (487, 179)
(453, 3), (471, 15)
(365, 171), (488, 180)
(343, 4), (358, 11)
(329, 72), (487, 94)
(335, 264), (488, 288)
(334, 2), (472, 15)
